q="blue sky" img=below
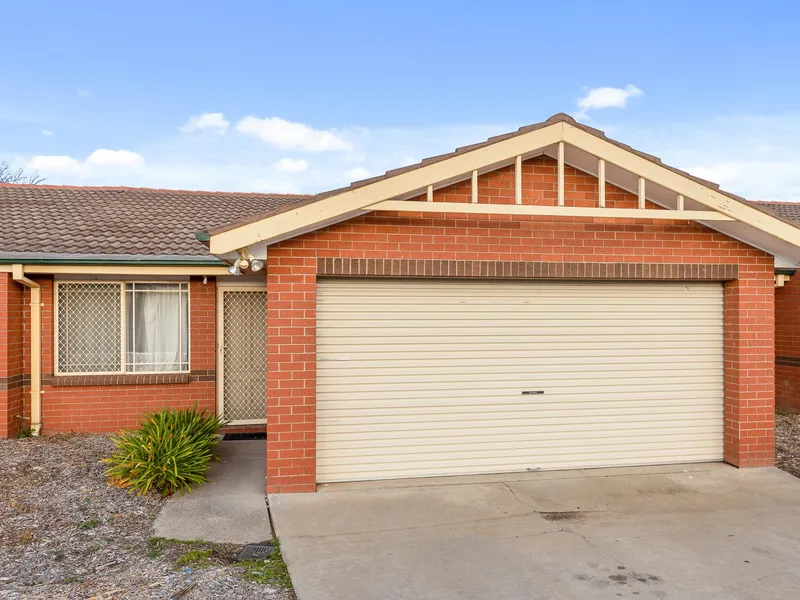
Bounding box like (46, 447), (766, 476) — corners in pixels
(2, 0), (800, 199)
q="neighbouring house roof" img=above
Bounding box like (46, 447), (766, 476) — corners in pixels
(0, 185), (310, 262)
(749, 201), (800, 222)
(203, 113), (800, 265)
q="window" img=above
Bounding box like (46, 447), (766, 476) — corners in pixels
(126, 283), (190, 373)
(56, 282), (189, 374)
(57, 283), (122, 373)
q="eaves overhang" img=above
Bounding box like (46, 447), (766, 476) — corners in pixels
(0, 252), (226, 266)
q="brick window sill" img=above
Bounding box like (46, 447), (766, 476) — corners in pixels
(47, 373), (191, 387)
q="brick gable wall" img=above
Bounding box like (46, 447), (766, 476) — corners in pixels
(265, 156), (775, 493)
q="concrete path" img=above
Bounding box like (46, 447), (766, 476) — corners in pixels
(154, 440), (272, 544)
(270, 464), (800, 600)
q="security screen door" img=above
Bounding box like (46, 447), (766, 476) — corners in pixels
(219, 289), (268, 423)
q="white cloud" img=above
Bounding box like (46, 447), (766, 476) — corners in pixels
(273, 158), (308, 173)
(179, 112), (230, 134)
(41, 129), (53, 137)
(344, 167), (371, 181)
(28, 155), (84, 174)
(575, 85), (643, 119)
(614, 113), (800, 202)
(236, 116), (352, 151)
(3, 122), (508, 193)
(26, 149), (144, 179)
(687, 160), (800, 201)
(248, 178), (301, 194)
(86, 149), (145, 168)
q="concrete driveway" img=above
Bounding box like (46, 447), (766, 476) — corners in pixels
(269, 464), (800, 600)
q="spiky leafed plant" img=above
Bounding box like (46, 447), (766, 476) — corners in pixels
(104, 406), (228, 497)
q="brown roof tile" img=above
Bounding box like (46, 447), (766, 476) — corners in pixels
(748, 200), (800, 222)
(0, 185), (310, 257)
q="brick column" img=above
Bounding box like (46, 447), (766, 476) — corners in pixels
(188, 276), (217, 410)
(266, 250), (317, 493)
(724, 263), (775, 467)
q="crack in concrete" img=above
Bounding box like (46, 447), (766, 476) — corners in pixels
(502, 482), (603, 521)
(727, 569), (795, 590)
(502, 482), (541, 512)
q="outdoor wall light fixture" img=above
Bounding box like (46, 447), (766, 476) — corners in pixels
(228, 248), (263, 275)
(228, 258), (242, 276)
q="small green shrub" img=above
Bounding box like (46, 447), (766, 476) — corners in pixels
(16, 415), (33, 438)
(104, 406), (228, 497)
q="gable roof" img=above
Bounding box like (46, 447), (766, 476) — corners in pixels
(210, 113), (743, 237)
(205, 113), (800, 265)
(0, 184), (309, 262)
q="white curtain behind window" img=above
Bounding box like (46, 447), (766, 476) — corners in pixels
(127, 287), (188, 372)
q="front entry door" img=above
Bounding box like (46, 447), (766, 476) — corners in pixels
(218, 288), (268, 424)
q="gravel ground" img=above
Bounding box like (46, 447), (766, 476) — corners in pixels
(0, 434), (294, 600)
(776, 411), (800, 479)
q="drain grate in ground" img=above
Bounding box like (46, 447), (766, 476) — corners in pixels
(223, 432), (266, 441)
(238, 542), (275, 560)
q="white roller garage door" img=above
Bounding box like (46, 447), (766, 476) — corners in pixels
(316, 279), (724, 483)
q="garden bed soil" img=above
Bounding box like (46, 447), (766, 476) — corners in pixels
(776, 411), (800, 479)
(0, 434), (294, 599)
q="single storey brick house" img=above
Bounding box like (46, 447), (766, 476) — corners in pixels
(3, 114), (800, 494)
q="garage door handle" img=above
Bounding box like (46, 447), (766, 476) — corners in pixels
(522, 390), (544, 395)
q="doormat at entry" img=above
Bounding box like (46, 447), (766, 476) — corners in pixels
(223, 432), (267, 441)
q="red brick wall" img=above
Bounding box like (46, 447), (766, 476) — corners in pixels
(0, 276), (219, 436)
(0, 274), (26, 437)
(265, 157), (776, 493)
(775, 276), (800, 410)
(40, 277), (217, 433)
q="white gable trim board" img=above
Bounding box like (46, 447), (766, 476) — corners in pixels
(208, 117), (800, 266)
